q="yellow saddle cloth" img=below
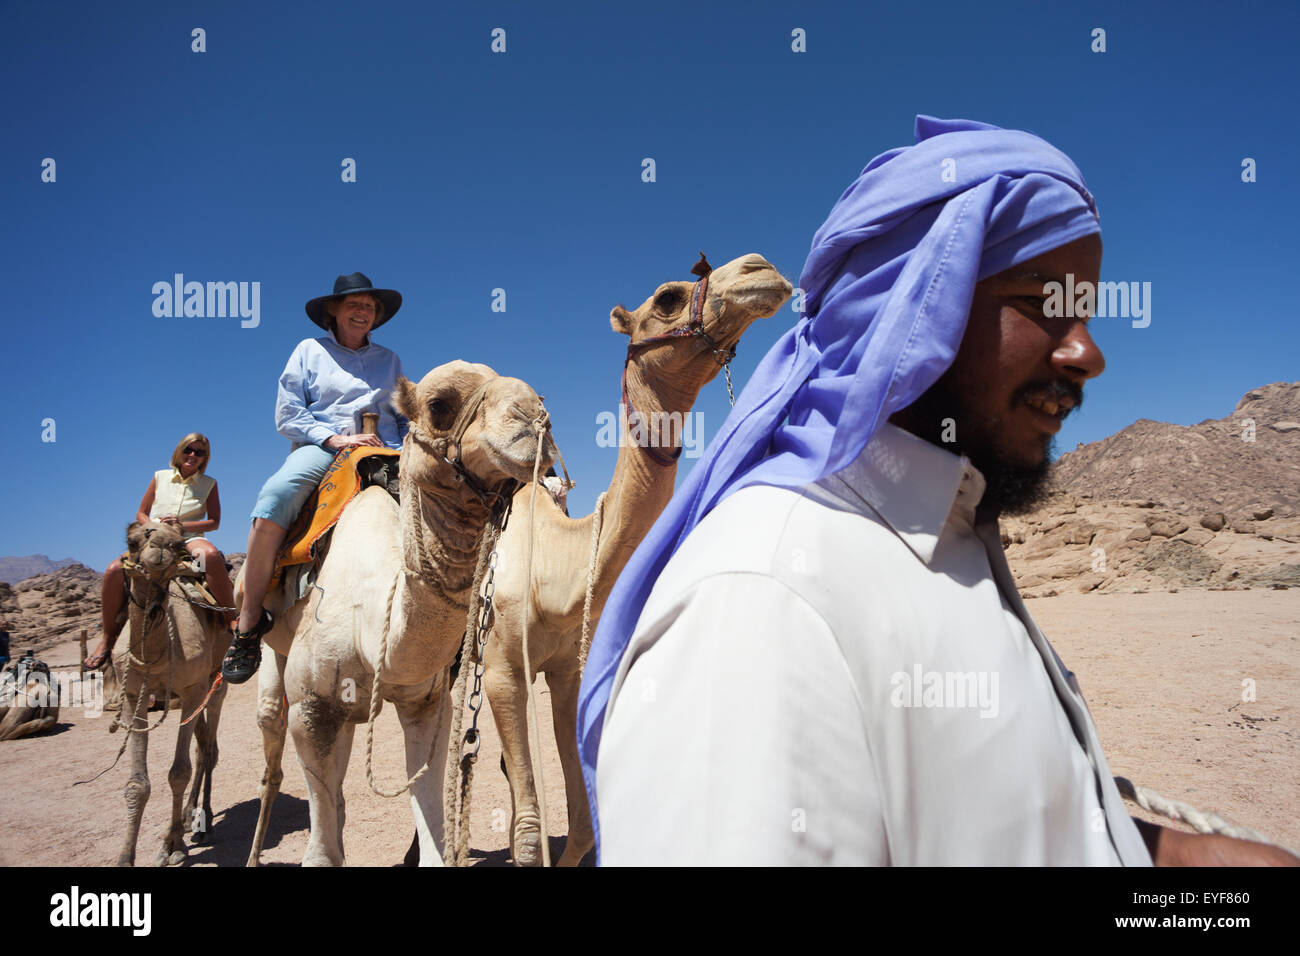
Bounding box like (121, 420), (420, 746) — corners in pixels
(273, 446), (400, 580)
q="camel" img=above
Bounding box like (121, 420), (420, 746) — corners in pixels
(485, 252), (792, 865)
(0, 658), (59, 740)
(243, 361), (556, 867)
(112, 521), (231, 866)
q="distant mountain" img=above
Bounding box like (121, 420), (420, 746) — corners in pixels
(0, 555), (85, 585)
(1049, 381), (1300, 523)
(1005, 382), (1300, 597)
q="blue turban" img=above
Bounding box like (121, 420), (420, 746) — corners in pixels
(576, 115), (1100, 855)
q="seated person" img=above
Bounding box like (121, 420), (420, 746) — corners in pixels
(221, 272), (409, 684)
(84, 433), (235, 669)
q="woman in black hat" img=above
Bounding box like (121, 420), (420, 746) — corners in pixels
(222, 273), (409, 684)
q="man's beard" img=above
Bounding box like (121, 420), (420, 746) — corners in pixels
(896, 375), (1061, 517)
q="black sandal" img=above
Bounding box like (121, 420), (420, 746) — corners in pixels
(221, 609), (273, 684)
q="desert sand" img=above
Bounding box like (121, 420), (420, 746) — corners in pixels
(0, 588), (1295, 865)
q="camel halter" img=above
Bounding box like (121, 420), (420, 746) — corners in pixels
(621, 252), (736, 466)
(406, 382), (523, 519)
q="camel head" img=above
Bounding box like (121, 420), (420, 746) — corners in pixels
(124, 521), (190, 582)
(610, 253), (792, 398)
(394, 360), (558, 511)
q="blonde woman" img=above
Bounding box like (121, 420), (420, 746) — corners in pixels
(83, 433), (236, 669)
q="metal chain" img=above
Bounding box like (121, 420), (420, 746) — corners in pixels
(462, 539), (499, 759)
(721, 360), (735, 407)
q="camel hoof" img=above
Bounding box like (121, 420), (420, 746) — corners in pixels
(158, 848), (186, 867)
(512, 839), (543, 867)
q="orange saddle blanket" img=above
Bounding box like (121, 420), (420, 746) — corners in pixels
(274, 446), (400, 578)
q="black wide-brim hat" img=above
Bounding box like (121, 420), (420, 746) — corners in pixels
(305, 272), (403, 330)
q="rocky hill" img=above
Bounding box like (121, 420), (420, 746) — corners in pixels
(0, 554), (245, 657)
(0, 555), (83, 585)
(1005, 382), (1300, 597)
(0, 564), (103, 654)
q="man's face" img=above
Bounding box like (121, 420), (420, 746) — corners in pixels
(893, 233), (1105, 513)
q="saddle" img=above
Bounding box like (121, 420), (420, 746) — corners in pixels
(269, 446), (401, 597)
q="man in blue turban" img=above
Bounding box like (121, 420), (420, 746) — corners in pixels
(577, 116), (1297, 865)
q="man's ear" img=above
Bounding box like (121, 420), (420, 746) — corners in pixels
(610, 305), (633, 337)
(393, 376), (419, 422)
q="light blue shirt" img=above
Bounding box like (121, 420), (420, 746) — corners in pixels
(275, 330), (409, 449)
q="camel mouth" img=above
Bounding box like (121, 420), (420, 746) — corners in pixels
(482, 430), (557, 482)
(726, 277), (793, 317)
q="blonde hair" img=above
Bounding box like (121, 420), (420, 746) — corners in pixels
(170, 432), (211, 473)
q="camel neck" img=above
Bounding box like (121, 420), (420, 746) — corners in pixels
(397, 463), (490, 603)
(583, 358), (706, 613)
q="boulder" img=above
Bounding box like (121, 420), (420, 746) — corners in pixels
(1146, 516), (1189, 538)
(1199, 512), (1226, 532)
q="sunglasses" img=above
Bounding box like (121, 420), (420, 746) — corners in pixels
(183, 446), (207, 457)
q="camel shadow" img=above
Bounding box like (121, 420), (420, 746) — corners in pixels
(397, 835), (593, 867)
(182, 794), (310, 867)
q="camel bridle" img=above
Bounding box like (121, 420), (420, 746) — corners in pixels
(621, 252), (737, 466)
(406, 380), (523, 521)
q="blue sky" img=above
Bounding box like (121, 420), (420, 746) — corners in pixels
(2, 0), (1297, 571)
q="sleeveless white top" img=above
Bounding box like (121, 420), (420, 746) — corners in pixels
(149, 468), (215, 540)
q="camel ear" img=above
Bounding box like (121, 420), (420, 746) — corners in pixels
(610, 305), (633, 337)
(126, 522), (145, 552)
(393, 376), (420, 422)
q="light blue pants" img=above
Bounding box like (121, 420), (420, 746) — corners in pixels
(250, 444), (338, 529)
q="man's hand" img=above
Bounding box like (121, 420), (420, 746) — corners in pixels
(1135, 819), (1299, 866)
(159, 516), (182, 527)
(324, 433), (383, 450)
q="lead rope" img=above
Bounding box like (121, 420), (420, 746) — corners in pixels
(442, 528), (499, 865)
(363, 576), (433, 798)
(73, 579), (178, 786)
(1115, 776), (1299, 856)
(522, 415), (553, 867)
(577, 491), (607, 676)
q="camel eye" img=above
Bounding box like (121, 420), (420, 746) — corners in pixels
(428, 398), (455, 430)
(654, 288), (686, 315)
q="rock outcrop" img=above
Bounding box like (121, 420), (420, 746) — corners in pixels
(1006, 382), (1300, 597)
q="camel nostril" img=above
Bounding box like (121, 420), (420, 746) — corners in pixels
(738, 254), (773, 273)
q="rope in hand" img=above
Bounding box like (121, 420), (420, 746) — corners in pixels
(1115, 775), (1300, 857)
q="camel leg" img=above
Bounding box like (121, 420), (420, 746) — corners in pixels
(159, 684), (203, 866)
(394, 685), (449, 867)
(484, 657), (544, 867)
(290, 696), (347, 867)
(192, 678), (226, 844)
(183, 711), (208, 840)
(547, 665), (594, 866)
(116, 693), (150, 867)
(246, 651), (288, 867)
(333, 721), (356, 861)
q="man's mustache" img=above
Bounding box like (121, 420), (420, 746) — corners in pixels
(1013, 379), (1084, 415)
